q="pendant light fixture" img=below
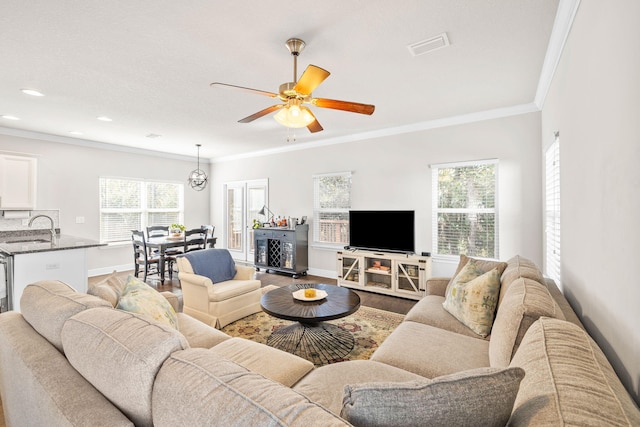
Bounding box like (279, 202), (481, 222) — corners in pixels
(188, 144), (208, 191)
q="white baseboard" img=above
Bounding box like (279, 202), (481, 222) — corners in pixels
(307, 267), (337, 280)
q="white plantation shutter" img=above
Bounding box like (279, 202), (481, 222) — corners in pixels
(545, 134), (561, 283)
(313, 172), (351, 247)
(431, 159), (499, 258)
(99, 178), (183, 243)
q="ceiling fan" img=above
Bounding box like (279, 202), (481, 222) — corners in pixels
(210, 38), (375, 133)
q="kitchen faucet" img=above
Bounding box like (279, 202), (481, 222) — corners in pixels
(28, 214), (56, 241)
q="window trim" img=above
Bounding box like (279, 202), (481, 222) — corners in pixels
(430, 158), (499, 260)
(545, 133), (561, 284)
(312, 171), (352, 250)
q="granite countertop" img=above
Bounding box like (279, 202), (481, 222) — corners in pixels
(0, 230), (106, 255)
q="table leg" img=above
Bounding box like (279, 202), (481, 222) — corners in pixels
(266, 322), (355, 365)
(159, 249), (166, 282)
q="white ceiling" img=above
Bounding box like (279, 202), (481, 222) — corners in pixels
(0, 0), (563, 161)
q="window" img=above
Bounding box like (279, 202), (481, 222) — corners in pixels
(313, 172), (351, 247)
(431, 160), (498, 258)
(545, 133), (561, 283)
(99, 177), (184, 243)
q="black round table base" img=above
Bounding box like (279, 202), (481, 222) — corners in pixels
(266, 322), (355, 365)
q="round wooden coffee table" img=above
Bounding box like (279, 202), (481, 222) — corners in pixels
(260, 284), (361, 365)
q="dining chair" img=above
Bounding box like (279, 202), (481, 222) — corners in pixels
(131, 230), (161, 282)
(201, 225), (215, 248)
(146, 225), (169, 238)
(184, 228), (208, 252)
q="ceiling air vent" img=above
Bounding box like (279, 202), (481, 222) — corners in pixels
(407, 33), (450, 56)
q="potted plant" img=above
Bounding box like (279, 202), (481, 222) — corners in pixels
(170, 223), (186, 236)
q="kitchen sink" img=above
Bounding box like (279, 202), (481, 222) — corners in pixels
(1, 239), (50, 244)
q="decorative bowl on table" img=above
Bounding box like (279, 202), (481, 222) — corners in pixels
(292, 289), (327, 301)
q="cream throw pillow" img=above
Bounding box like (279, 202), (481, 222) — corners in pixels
(443, 260), (502, 337)
(116, 275), (178, 329)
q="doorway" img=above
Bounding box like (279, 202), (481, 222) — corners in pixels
(224, 179), (268, 262)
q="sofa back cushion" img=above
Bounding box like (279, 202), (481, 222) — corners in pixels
(499, 255), (545, 306)
(61, 307), (189, 427)
(489, 278), (563, 367)
(87, 271), (125, 307)
(20, 280), (112, 352)
(509, 317), (640, 425)
(152, 348), (349, 426)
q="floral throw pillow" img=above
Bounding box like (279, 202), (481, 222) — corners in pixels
(442, 260), (502, 337)
(116, 275), (178, 329)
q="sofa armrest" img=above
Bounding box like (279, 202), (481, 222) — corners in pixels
(426, 277), (451, 296)
(178, 271), (212, 288)
(234, 265), (256, 280)
(161, 291), (180, 313)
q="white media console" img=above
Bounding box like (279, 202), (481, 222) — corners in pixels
(336, 249), (431, 300)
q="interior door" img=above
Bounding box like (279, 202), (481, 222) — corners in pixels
(224, 179), (267, 262)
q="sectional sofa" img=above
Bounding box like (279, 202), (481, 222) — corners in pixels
(0, 255), (638, 426)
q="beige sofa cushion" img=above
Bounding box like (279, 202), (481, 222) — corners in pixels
(152, 348), (349, 426)
(499, 255), (545, 305)
(371, 321), (490, 378)
(87, 271), (125, 307)
(20, 280), (112, 352)
(61, 307), (189, 427)
(341, 367), (524, 427)
(509, 317), (640, 425)
(209, 337), (314, 387)
(405, 295), (491, 339)
(489, 278), (563, 367)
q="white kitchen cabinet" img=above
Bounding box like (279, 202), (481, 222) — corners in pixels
(0, 154), (38, 209)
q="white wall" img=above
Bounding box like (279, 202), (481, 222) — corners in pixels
(541, 1), (640, 404)
(0, 133), (211, 274)
(211, 112), (543, 277)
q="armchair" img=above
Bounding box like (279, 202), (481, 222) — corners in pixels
(176, 249), (262, 328)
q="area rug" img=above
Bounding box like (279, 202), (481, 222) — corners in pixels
(221, 304), (404, 366)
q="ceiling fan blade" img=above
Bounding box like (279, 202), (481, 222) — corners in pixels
(210, 82), (278, 98)
(238, 105), (283, 123)
(294, 65), (330, 95)
(312, 98), (375, 115)
(306, 110), (324, 133)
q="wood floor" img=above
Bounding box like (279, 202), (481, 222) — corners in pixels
(90, 269), (418, 315)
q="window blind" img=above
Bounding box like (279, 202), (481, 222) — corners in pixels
(431, 160), (498, 258)
(545, 135), (561, 283)
(99, 178), (183, 243)
(313, 172), (351, 246)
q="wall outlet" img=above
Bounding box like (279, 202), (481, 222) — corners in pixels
(75, 216), (85, 224)
(45, 263), (60, 270)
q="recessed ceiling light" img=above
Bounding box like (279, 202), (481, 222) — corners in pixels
(96, 116), (113, 122)
(1, 115), (20, 120)
(21, 89), (45, 97)
(69, 131), (84, 135)
(146, 133), (162, 138)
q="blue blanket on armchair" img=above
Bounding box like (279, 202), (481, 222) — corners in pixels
(183, 248), (237, 283)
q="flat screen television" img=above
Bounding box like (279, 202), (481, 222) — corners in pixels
(348, 210), (415, 254)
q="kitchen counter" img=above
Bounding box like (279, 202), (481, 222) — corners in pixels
(0, 232), (105, 255)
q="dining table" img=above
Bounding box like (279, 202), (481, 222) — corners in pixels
(146, 235), (217, 281)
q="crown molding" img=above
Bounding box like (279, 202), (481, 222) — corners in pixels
(534, 0), (581, 109)
(0, 126), (205, 163)
(213, 102), (540, 163)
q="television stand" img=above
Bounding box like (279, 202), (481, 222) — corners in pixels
(336, 250), (431, 300)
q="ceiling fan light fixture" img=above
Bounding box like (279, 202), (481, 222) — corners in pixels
(274, 101), (315, 128)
